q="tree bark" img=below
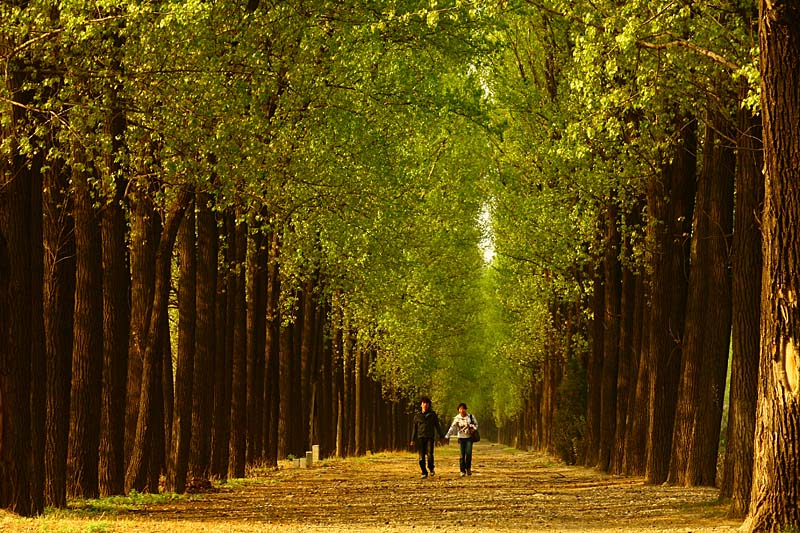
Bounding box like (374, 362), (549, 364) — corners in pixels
(168, 202), (196, 493)
(669, 103), (735, 487)
(742, 1), (800, 529)
(246, 225), (267, 463)
(598, 201), (621, 471)
(229, 218), (248, 478)
(645, 114), (696, 484)
(0, 98), (34, 516)
(623, 274), (649, 476)
(188, 191), (217, 480)
(26, 146), (46, 516)
(719, 83), (763, 516)
(67, 158), (104, 500)
(584, 263), (604, 466)
(42, 141), (75, 509)
(299, 277), (315, 453)
(97, 17), (130, 498)
(611, 205), (642, 475)
(263, 230), (280, 466)
(125, 188), (191, 493)
(211, 211), (235, 480)
(126, 189), (159, 464)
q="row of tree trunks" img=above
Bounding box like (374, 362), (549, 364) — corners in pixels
(531, 102), (740, 487)
(670, 99), (735, 487)
(569, 77), (774, 520)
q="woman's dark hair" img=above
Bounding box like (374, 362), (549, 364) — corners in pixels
(458, 402), (467, 410)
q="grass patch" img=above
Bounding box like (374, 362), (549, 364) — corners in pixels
(45, 490), (186, 518)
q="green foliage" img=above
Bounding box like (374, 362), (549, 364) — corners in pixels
(2, 0), (761, 436)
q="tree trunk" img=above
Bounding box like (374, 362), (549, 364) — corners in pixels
(98, 180), (130, 497)
(0, 104), (34, 516)
(229, 218), (248, 478)
(97, 21), (129, 498)
(598, 201), (621, 471)
(742, 2), (800, 529)
(150, 311), (168, 492)
(584, 263), (604, 466)
(246, 225), (267, 463)
(611, 207), (641, 474)
(67, 159), (104, 500)
(720, 84), (763, 516)
(278, 318), (294, 459)
(211, 211), (235, 480)
(43, 143), (75, 509)
(646, 114), (696, 484)
(299, 277), (315, 453)
(354, 344), (364, 456)
(188, 192), (217, 480)
(263, 230), (281, 466)
(28, 147), (46, 516)
(168, 203), (196, 493)
(125, 188), (191, 493)
(669, 103), (735, 487)
(126, 190), (159, 464)
(623, 274), (649, 476)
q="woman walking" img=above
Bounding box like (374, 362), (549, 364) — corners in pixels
(447, 403), (478, 476)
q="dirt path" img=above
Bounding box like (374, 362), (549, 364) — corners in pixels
(2, 443), (743, 532)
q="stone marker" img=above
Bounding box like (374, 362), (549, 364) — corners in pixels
(312, 444), (320, 462)
(305, 450), (313, 467)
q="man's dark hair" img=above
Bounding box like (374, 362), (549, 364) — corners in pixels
(458, 402), (467, 410)
(420, 396), (432, 406)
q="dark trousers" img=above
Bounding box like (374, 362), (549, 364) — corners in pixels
(459, 437), (474, 473)
(416, 438), (435, 474)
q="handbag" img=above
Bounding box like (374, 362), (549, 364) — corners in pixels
(470, 428), (481, 442)
(469, 414), (480, 442)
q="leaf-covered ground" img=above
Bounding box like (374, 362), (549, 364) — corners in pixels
(2, 443), (743, 532)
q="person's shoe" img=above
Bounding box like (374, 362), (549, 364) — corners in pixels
(420, 473), (428, 479)
(467, 469), (472, 476)
(460, 472), (466, 477)
(429, 470), (435, 477)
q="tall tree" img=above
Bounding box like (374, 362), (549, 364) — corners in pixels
(126, 189), (191, 493)
(0, 65), (35, 515)
(645, 115), (696, 485)
(43, 142), (75, 508)
(98, 41), (131, 495)
(168, 202), (196, 493)
(188, 191), (217, 480)
(742, 0), (800, 529)
(67, 153), (104, 500)
(669, 102), (735, 487)
(720, 83), (763, 516)
(598, 200), (621, 471)
(229, 217), (248, 478)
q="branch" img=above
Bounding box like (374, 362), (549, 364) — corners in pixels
(636, 38), (740, 72)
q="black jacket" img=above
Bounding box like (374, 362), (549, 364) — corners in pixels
(411, 409), (445, 440)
